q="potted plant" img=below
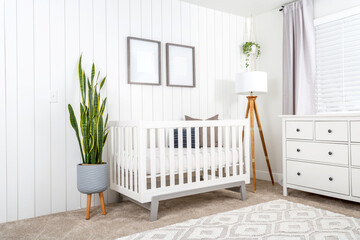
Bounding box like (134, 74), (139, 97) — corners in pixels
(68, 55), (109, 220)
(242, 41), (261, 69)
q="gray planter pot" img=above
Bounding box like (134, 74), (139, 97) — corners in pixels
(77, 163), (109, 194)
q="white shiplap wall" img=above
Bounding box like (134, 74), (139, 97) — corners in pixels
(0, 0), (246, 223)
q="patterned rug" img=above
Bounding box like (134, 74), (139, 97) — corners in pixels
(117, 199), (360, 240)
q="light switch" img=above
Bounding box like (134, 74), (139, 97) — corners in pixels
(50, 91), (58, 103)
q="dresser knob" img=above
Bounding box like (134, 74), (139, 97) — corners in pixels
(329, 177), (333, 181)
(296, 128), (300, 132)
(297, 172), (301, 176)
(328, 129), (332, 133)
(297, 149), (300, 152)
(328, 151), (333, 156)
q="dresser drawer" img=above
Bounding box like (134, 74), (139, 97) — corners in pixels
(351, 145), (360, 167)
(351, 121), (360, 142)
(315, 121), (348, 142)
(352, 168), (360, 198)
(286, 121), (313, 140)
(287, 161), (349, 195)
(286, 141), (348, 165)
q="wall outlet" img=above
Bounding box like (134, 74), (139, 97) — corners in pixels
(50, 91), (58, 103)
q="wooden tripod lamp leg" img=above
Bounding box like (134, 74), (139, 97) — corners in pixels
(86, 194), (91, 220)
(242, 101), (250, 141)
(253, 100), (275, 185)
(99, 192), (106, 215)
(249, 98), (256, 192)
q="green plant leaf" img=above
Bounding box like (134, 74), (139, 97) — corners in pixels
(96, 116), (104, 164)
(68, 104), (85, 163)
(100, 76), (106, 90)
(91, 63), (95, 86)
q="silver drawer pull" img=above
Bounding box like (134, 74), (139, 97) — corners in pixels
(297, 149), (301, 152)
(328, 129), (332, 133)
(297, 172), (301, 176)
(296, 128), (300, 132)
(329, 177), (333, 181)
(328, 151), (333, 156)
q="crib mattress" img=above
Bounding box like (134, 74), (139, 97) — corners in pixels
(145, 148), (241, 175)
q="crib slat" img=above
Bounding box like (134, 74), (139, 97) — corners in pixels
(225, 126), (230, 177)
(238, 124), (243, 175)
(178, 127), (184, 185)
(244, 123), (250, 175)
(125, 128), (129, 189)
(218, 126), (223, 178)
(133, 127), (138, 192)
(232, 126), (237, 176)
(203, 126), (208, 181)
(150, 129), (156, 189)
(210, 126), (215, 180)
(159, 128), (166, 188)
(129, 128), (133, 190)
(169, 129), (175, 186)
(195, 127), (200, 182)
(186, 127), (192, 184)
(120, 127), (125, 187)
(109, 127), (114, 184)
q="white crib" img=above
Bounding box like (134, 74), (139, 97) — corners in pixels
(108, 119), (250, 221)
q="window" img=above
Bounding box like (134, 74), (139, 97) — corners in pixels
(315, 10), (360, 113)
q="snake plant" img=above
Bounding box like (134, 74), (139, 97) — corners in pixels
(68, 55), (109, 164)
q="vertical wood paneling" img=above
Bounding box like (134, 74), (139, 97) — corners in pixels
(214, 11), (223, 118)
(141, 0), (153, 121)
(181, 1), (191, 117)
(4, 0), (18, 222)
(236, 16), (246, 119)
(207, 9), (215, 117)
(130, 0), (142, 121)
(0, 0), (246, 222)
(34, 0), (51, 217)
(0, 0), (7, 224)
(190, 3), (199, 117)
(162, 0), (173, 120)
(65, 0), (81, 211)
(17, 0), (35, 220)
(198, 7), (207, 119)
(119, 0), (131, 121)
(50, 0), (67, 214)
(152, 0), (163, 120)
(222, 13), (230, 119)
(106, 0), (121, 204)
(171, 0), (182, 120)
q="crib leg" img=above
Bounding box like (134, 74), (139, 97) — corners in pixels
(150, 199), (159, 221)
(240, 181), (246, 200)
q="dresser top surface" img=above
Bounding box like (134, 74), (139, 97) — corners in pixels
(279, 113), (360, 119)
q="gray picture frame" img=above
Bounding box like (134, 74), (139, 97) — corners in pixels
(127, 36), (161, 86)
(166, 43), (196, 88)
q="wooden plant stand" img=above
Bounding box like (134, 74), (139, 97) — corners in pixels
(86, 192), (106, 220)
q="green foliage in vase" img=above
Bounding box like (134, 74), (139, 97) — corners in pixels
(242, 42), (261, 69)
(68, 55), (109, 164)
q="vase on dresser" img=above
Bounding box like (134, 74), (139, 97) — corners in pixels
(281, 115), (360, 202)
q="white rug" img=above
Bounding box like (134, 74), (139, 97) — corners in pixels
(117, 199), (360, 240)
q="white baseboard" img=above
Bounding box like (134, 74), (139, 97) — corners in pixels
(251, 170), (283, 184)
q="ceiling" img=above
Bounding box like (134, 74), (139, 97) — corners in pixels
(185, 0), (295, 16)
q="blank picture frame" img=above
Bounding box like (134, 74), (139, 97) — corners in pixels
(127, 37), (161, 85)
(166, 43), (196, 87)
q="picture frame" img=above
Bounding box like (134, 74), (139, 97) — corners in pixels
(166, 43), (196, 88)
(127, 36), (161, 85)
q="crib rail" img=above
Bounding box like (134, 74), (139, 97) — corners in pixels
(109, 119), (250, 203)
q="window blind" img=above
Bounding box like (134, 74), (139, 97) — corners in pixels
(315, 13), (360, 113)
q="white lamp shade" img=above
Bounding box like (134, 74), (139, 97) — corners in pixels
(235, 71), (268, 95)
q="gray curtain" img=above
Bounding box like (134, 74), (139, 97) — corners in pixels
(282, 0), (316, 115)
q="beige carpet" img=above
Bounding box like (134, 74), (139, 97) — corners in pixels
(1, 180), (360, 240)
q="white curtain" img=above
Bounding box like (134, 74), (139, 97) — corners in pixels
(282, 0), (316, 115)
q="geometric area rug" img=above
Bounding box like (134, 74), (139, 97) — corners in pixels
(117, 199), (360, 240)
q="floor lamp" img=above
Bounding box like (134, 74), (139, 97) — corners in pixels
(236, 71), (274, 192)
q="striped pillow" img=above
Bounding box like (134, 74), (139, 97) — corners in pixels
(173, 128), (195, 148)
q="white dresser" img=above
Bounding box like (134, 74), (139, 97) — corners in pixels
(281, 115), (360, 203)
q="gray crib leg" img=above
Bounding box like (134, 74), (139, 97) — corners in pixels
(240, 181), (246, 200)
(150, 199), (159, 221)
